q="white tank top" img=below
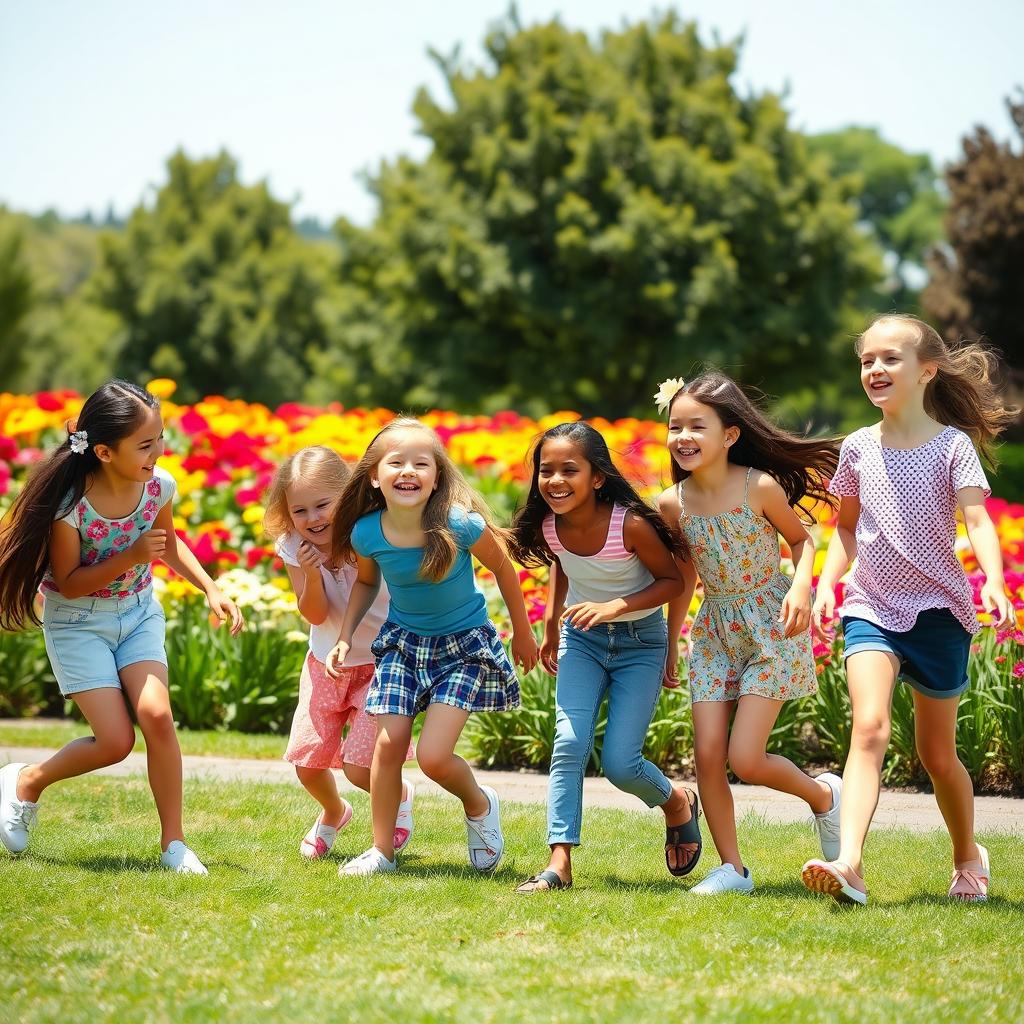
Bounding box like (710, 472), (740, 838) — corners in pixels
(542, 504), (656, 622)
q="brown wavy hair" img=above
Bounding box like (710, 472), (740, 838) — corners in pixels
(263, 446), (351, 544)
(331, 418), (508, 582)
(858, 314), (1018, 467)
(664, 371), (840, 523)
(0, 380), (159, 630)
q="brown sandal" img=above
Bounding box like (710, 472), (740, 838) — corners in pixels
(665, 789), (702, 877)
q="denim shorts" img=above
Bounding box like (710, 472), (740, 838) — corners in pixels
(841, 608), (971, 699)
(42, 587), (167, 696)
(366, 620), (520, 717)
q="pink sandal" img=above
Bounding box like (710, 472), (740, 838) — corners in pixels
(801, 858), (868, 906)
(949, 845), (989, 902)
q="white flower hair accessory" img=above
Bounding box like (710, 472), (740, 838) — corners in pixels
(69, 429), (89, 455)
(653, 377), (686, 414)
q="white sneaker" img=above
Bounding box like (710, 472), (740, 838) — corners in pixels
(812, 772), (843, 861)
(339, 846), (397, 877)
(161, 840), (209, 875)
(300, 801), (352, 860)
(465, 785), (503, 871)
(394, 781), (414, 854)
(0, 762), (38, 856)
(690, 863), (754, 895)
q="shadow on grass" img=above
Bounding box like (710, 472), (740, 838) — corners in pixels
(383, 857), (520, 884)
(899, 892), (1022, 912)
(32, 853), (162, 873)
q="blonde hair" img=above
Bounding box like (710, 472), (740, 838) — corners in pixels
(263, 446), (351, 543)
(857, 313), (1019, 467)
(331, 417), (508, 582)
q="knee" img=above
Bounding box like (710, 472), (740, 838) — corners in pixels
(694, 737), (727, 776)
(601, 749), (643, 791)
(851, 716), (890, 756)
(416, 749), (453, 782)
(550, 730), (591, 772)
(96, 727), (136, 765)
(727, 744), (765, 784)
(917, 741), (961, 780)
(342, 761), (370, 790)
(137, 704), (177, 746)
(375, 729), (409, 767)
(295, 764), (325, 785)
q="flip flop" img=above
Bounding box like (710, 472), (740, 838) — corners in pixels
(665, 788), (702, 877)
(800, 858), (868, 906)
(515, 869), (572, 894)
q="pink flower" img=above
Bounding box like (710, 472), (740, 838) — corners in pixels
(86, 521), (109, 540)
(121, 520), (134, 532)
(1013, 662), (1024, 679)
(95, 588), (113, 598)
(113, 533), (132, 548)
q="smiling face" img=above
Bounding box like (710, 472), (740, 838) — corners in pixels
(666, 394), (737, 472)
(371, 429), (440, 509)
(286, 480), (338, 547)
(858, 321), (936, 411)
(536, 436), (604, 514)
(95, 404), (164, 482)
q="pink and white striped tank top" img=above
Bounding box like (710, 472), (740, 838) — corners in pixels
(542, 504), (655, 622)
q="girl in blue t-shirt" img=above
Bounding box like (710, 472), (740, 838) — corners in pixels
(0, 380), (243, 874)
(328, 417), (540, 876)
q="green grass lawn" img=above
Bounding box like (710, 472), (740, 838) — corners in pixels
(2, 777), (1022, 1023)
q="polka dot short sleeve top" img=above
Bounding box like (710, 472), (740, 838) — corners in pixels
(41, 466), (176, 599)
(828, 426), (989, 635)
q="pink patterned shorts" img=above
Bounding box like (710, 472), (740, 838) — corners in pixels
(284, 653), (411, 770)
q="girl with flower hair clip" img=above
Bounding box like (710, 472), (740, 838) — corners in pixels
(656, 372), (843, 895)
(0, 380), (243, 873)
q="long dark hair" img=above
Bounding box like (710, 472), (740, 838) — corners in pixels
(511, 421), (688, 568)
(332, 417), (509, 582)
(666, 372), (840, 523)
(0, 380), (159, 629)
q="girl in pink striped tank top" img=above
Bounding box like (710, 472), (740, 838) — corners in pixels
(510, 422), (699, 893)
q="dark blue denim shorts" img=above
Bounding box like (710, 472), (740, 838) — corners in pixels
(841, 608), (971, 699)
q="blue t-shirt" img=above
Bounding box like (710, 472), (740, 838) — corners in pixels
(351, 507), (487, 636)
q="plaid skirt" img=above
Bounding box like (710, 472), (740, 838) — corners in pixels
(366, 620), (521, 717)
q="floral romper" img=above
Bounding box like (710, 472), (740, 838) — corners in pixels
(678, 468), (817, 703)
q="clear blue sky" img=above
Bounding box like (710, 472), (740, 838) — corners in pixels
(1, 0), (1020, 225)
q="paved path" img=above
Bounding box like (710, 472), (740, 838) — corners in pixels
(3, 744), (1022, 833)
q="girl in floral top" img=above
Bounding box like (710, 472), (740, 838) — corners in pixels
(655, 372), (842, 895)
(804, 315), (1016, 907)
(0, 380), (243, 874)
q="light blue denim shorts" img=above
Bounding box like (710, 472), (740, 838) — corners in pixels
(42, 587), (167, 696)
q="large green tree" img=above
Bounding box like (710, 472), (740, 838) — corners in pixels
(0, 211), (34, 387)
(924, 98), (1024, 371)
(807, 127), (944, 308)
(89, 151), (336, 404)
(316, 12), (882, 418)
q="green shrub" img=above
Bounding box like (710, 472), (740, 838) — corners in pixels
(0, 629), (60, 717)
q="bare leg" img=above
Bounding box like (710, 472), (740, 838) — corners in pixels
(296, 765), (347, 827)
(836, 651), (899, 876)
(370, 715), (413, 861)
(728, 695), (832, 812)
(17, 688), (136, 802)
(692, 700), (742, 873)
(913, 691), (979, 865)
(416, 704), (487, 816)
(120, 661), (184, 851)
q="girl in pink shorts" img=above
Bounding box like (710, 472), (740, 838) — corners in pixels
(264, 447), (414, 860)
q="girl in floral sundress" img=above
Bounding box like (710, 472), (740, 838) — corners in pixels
(655, 372), (842, 895)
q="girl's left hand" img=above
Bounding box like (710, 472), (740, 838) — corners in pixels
(561, 601), (622, 631)
(207, 586), (244, 636)
(511, 630), (540, 674)
(980, 579), (1013, 628)
(778, 589), (811, 639)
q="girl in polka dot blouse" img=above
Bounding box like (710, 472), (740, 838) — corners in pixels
(803, 314), (1017, 908)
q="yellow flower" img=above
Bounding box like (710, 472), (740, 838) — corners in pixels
(242, 506), (266, 525)
(146, 378), (178, 400)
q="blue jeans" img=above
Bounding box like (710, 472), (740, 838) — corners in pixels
(547, 610), (672, 846)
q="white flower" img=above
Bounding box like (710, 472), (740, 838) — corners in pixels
(653, 378), (686, 414)
(69, 429), (89, 455)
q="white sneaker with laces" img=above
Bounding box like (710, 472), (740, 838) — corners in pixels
(811, 772), (843, 861)
(161, 840), (209, 875)
(690, 863), (754, 895)
(465, 785), (503, 871)
(339, 846), (397, 877)
(0, 762), (39, 856)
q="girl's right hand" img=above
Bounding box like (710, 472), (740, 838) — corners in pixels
(663, 638), (681, 689)
(540, 633), (559, 676)
(325, 640), (350, 679)
(130, 528), (166, 563)
(812, 586), (835, 638)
